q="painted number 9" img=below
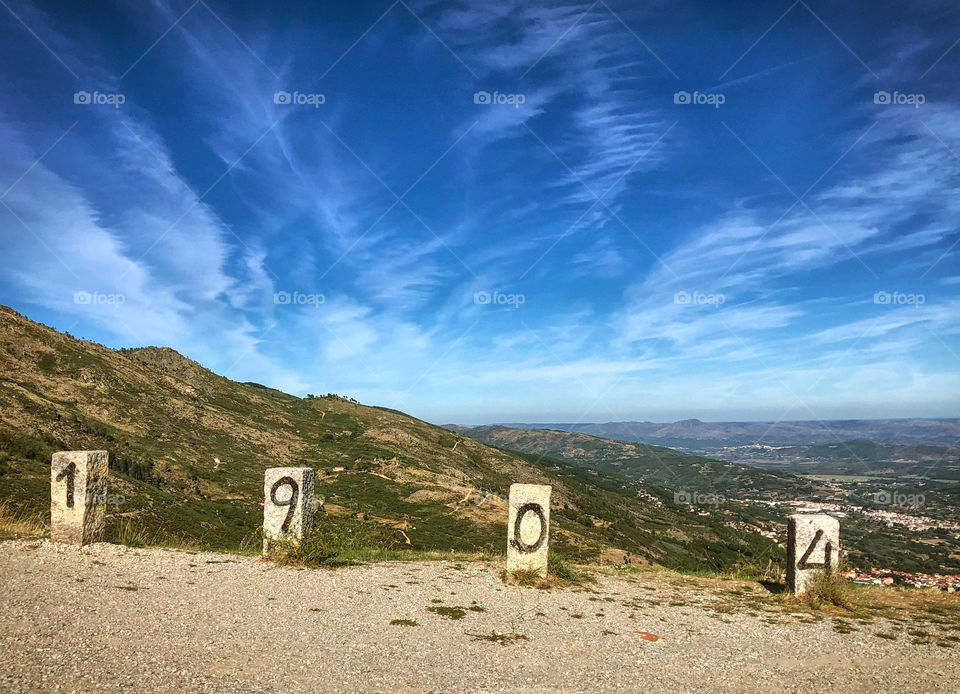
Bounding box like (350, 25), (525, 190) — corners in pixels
(270, 476), (299, 531)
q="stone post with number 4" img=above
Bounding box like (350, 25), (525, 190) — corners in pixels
(507, 483), (551, 577)
(50, 450), (108, 545)
(787, 513), (840, 594)
(263, 467), (315, 555)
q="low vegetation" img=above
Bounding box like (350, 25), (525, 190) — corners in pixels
(498, 552), (594, 589)
(801, 569), (854, 610)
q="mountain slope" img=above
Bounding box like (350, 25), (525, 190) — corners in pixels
(0, 305), (779, 571)
(456, 425), (819, 498)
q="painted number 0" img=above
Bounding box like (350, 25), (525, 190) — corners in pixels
(270, 476), (299, 531)
(510, 502), (546, 554)
(56, 462), (77, 508)
(798, 529), (833, 571)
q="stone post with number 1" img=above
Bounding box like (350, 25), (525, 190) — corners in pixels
(50, 450), (108, 545)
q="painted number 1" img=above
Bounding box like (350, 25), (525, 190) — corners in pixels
(56, 462), (77, 508)
(270, 476), (299, 531)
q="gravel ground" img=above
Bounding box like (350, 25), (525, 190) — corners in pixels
(0, 540), (957, 693)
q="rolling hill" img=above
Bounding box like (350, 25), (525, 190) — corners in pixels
(0, 305), (781, 572)
(453, 425), (820, 498)
(503, 418), (960, 448)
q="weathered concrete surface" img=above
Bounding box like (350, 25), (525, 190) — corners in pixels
(507, 483), (551, 576)
(786, 513), (840, 594)
(263, 467), (314, 554)
(50, 450), (108, 545)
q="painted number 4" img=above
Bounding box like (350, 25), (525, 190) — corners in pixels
(798, 529), (833, 570)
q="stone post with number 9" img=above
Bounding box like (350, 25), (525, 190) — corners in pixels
(263, 467), (315, 554)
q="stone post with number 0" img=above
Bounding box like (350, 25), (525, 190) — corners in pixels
(507, 483), (551, 577)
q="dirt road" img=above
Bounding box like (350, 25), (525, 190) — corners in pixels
(0, 540), (957, 693)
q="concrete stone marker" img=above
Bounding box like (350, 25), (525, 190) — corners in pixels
(263, 467), (314, 554)
(50, 450), (108, 545)
(787, 513), (840, 594)
(507, 483), (551, 577)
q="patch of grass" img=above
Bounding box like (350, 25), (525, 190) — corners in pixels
(548, 553), (594, 585)
(801, 570), (853, 610)
(389, 619), (418, 626)
(0, 501), (46, 539)
(500, 568), (545, 588)
(498, 554), (594, 589)
(833, 619), (858, 634)
(428, 605), (467, 620)
(470, 631), (528, 645)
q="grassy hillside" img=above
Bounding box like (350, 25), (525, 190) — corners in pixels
(457, 425), (820, 498)
(0, 305), (781, 573)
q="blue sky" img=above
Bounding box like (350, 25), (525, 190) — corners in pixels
(0, 0), (958, 424)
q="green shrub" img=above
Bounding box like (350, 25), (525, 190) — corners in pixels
(549, 553), (593, 585)
(269, 517), (393, 567)
(803, 569), (853, 610)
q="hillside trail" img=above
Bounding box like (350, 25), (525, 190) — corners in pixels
(0, 540), (957, 693)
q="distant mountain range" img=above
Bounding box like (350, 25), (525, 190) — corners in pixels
(483, 418), (960, 448)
